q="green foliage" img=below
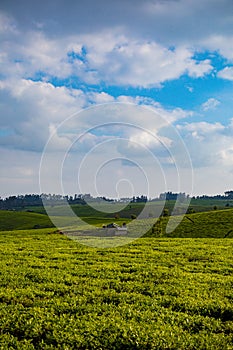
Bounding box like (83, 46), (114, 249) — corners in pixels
(0, 229), (232, 349)
(187, 207), (195, 214)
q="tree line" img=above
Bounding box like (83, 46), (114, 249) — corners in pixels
(0, 191), (233, 210)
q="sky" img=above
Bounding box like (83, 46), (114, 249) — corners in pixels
(1, 0), (233, 198)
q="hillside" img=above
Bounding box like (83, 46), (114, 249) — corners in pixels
(1, 207), (233, 239)
(146, 208), (233, 238)
(0, 210), (54, 231)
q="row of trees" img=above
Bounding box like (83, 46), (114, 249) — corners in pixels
(1, 191), (233, 210)
(158, 192), (188, 201)
(0, 193), (117, 210)
(0, 193), (102, 209)
(131, 195), (148, 203)
(194, 191), (233, 199)
(159, 191), (233, 200)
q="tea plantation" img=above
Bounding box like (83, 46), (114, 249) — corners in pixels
(0, 228), (232, 349)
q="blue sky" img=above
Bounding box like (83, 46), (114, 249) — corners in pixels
(1, 0), (233, 198)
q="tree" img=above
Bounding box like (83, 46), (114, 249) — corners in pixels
(187, 207), (195, 214)
(225, 191), (233, 199)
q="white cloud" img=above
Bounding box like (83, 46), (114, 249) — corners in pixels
(177, 121), (224, 136)
(218, 66), (233, 81)
(0, 76), (232, 197)
(219, 147), (233, 166)
(0, 12), (213, 88)
(89, 92), (115, 104)
(0, 76), (193, 155)
(84, 37), (212, 86)
(0, 12), (17, 35)
(129, 130), (172, 149)
(2, 0), (233, 47)
(0, 78), (88, 151)
(202, 35), (233, 62)
(186, 86), (193, 93)
(116, 95), (193, 123)
(201, 98), (220, 111)
(1, 2), (233, 197)
(0, 29), (73, 80)
(0, 147), (41, 197)
(176, 121), (233, 168)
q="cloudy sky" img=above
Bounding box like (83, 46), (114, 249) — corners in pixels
(1, 0), (233, 198)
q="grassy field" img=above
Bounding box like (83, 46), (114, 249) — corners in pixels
(0, 229), (232, 349)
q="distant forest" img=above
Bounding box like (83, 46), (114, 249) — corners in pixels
(0, 191), (233, 210)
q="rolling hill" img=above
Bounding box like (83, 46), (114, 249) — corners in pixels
(0, 210), (54, 231)
(0, 207), (233, 238)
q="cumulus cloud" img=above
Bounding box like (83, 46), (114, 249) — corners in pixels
(0, 11), (17, 34)
(178, 121), (224, 134)
(0, 17), (213, 88)
(0, 78), (88, 151)
(202, 35), (233, 62)
(0, 29), (73, 80)
(81, 36), (212, 86)
(0, 147), (41, 197)
(1, 1), (233, 196)
(0, 75), (193, 154)
(201, 98), (220, 111)
(176, 121), (233, 168)
(1, 0), (233, 46)
(88, 92), (115, 104)
(218, 66), (233, 80)
(1, 0), (233, 71)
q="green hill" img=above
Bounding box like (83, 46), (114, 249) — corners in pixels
(1, 207), (233, 238)
(0, 210), (128, 231)
(0, 210), (54, 231)
(146, 208), (233, 238)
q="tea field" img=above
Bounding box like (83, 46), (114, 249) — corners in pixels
(0, 229), (232, 349)
(146, 208), (233, 238)
(2, 207), (233, 239)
